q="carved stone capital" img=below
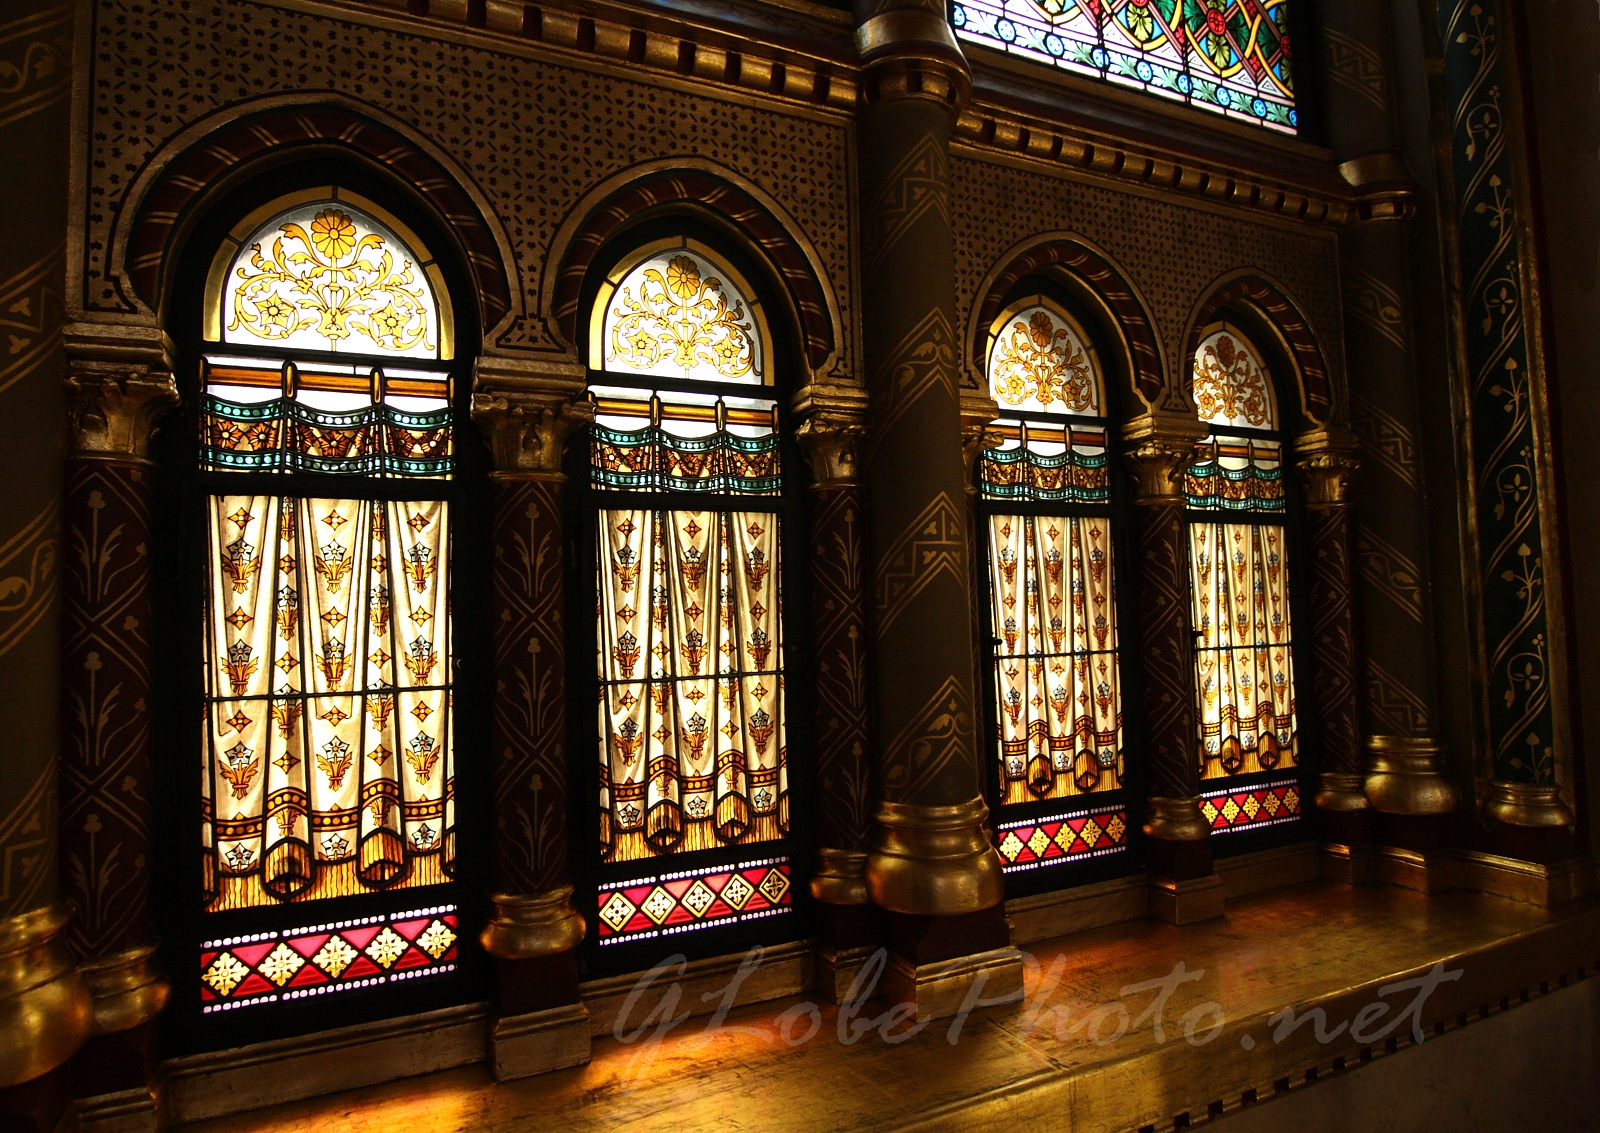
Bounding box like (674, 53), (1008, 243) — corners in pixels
(959, 392), (1003, 480)
(793, 384), (868, 487)
(1121, 436), (1194, 502)
(472, 390), (595, 476)
(1295, 429), (1361, 504)
(63, 321), (178, 460)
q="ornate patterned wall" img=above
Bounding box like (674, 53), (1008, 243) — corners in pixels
(951, 154), (1346, 418)
(78, 0), (857, 377)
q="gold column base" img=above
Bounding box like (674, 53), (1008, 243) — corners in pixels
(880, 945), (1024, 1022)
(1364, 736), (1459, 815)
(1483, 781), (1575, 827)
(814, 945), (878, 1006)
(1457, 852), (1596, 907)
(490, 1001), (591, 1082)
(0, 902), (93, 1089)
(479, 886), (586, 961)
(1142, 795), (1210, 841)
(1374, 846), (1460, 894)
(1314, 772), (1370, 812)
(81, 944), (170, 1036)
(865, 797), (1005, 917)
(810, 847), (869, 905)
(1319, 842), (1377, 885)
(1147, 874), (1225, 926)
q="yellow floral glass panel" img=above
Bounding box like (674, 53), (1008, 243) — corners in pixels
(599, 250), (765, 385)
(987, 304), (1100, 416)
(221, 202), (441, 360)
(1192, 327), (1276, 430)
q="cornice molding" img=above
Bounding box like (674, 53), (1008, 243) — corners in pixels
(279, 0), (1363, 226)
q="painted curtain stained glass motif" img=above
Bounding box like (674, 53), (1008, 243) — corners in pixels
(979, 302), (1126, 842)
(595, 508), (787, 862)
(589, 243), (792, 914)
(199, 196), (457, 912)
(951, 0), (1297, 133)
(1185, 328), (1297, 785)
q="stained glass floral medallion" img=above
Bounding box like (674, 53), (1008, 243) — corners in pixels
(598, 249), (765, 385)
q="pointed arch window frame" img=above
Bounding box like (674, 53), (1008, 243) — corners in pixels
(578, 235), (801, 955)
(1184, 319), (1307, 839)
(191, 187), (467, 939)
(976, 295), (1133, 878)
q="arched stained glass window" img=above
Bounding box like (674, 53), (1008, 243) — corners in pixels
(951, 0), (1297, 134)
(1185, 324), (1302, 836)
(978, 299), (1129, 875)
(194, 190), (462, 1009)
(585, 240), (795, 947)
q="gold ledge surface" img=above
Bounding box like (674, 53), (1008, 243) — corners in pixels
(579, 939), (812, 1037)
(173, 883), (1600, 1133)
(164, 1003), (487, 1124)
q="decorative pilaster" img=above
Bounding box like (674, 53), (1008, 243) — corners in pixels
(1316, 0), (1463, 855)
(470, 363), (594, 1080)
(794, 385), (874, 1002)
(57, 322), (177, 1122)
(1294, 431), (1374, 867)
(854, 0), (1019, 1018)
(1123, 423), (1222, 924)
(1429, 0), (1577, 858)
(0, 2), (93, 1122)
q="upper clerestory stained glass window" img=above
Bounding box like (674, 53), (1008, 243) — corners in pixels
(951, 0), (1297, 134)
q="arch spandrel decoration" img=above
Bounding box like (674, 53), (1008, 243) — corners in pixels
(1186, 274), (1335, 427)
(969, 237), (1166, 414)
(208, 195), (450, 361)
(592, 244), (768, 386)
(987, 302), (1102, 417)
(121, 105), (511, 339)
(552, 169), (837, 378)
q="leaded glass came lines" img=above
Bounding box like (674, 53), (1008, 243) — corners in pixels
(590, 392), (780, 495)
(951, 0), (1297, 134)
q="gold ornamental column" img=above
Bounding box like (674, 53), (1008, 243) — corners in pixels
(1294, 431), (1374, 882)
(853, 0), (1021, 1017)
(0, 0), (94, 1125)
(1314, 0), (1460, 863)
(794, 386), (877, 1003)
(58, 323), (177, 1126)
(471, 368), (594, 1080)
(1123, 423), (1224, 924)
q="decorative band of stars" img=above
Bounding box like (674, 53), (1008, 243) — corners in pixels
(995, 805), (1128, 872)
(199, 905), (457, 1012)
(1201, 777), (1301, 834)
(597, 857), (791, 944)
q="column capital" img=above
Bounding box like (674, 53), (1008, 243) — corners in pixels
(1339, 152), (1418, 223)
(63, 321), (178, 461)
(1121, 418), (1204, 502)
(958, 393), (1003, 481)
(855, 2), (971, 111)
(1295, 429), (1361, 504)
(472, 388), (594, 476)
(793, 383), (868, 486)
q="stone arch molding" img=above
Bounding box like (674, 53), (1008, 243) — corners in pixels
(547, 159), (848, 385)
(969, 233), (1173, 418)
(1183, 270), (1339, 428)
(112, 94), (518, 344)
